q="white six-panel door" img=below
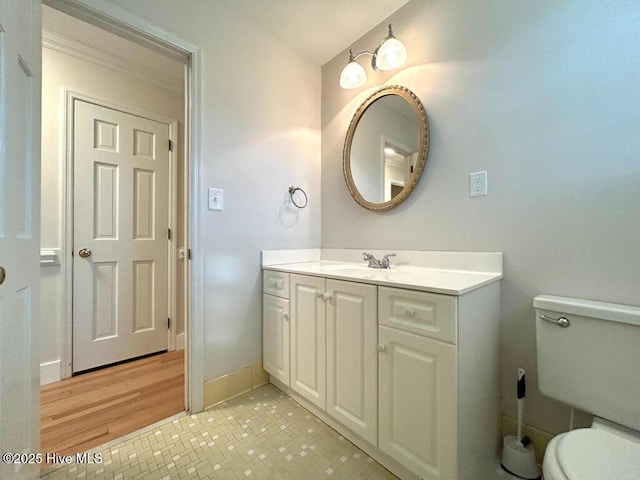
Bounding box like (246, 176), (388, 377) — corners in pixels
(0, 1), (41, 479)
(72, 100), (170, 372)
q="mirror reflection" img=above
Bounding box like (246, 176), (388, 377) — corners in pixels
(343, 86), (429, 211)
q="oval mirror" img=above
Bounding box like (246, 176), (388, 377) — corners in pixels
(343, 85), (429, 211)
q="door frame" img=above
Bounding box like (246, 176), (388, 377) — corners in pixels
(62, 92), (180, 376)
(46, 0), (205, 413)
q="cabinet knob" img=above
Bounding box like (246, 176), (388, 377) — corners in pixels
(377, 344), (387, 353)
(281, 312), (289, 322)
(404, 308), (414, 317)
(317, 292), (332, 301)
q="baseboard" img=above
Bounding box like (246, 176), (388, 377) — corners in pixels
(203, 362), (270, 409)
(40, 360), (61, 386)
(176, 332), (185, 350)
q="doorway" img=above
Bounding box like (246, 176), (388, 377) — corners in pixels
(39, 2), (194, 451)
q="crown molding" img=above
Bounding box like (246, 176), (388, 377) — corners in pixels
(42, 28), (183, 94)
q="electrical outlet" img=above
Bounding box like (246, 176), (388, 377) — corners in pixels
(469, 171), (488, 197)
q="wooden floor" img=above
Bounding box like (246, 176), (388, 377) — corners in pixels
(41, 350), (184, 457)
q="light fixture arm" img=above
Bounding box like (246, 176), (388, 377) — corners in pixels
(349, 48), (376, 66)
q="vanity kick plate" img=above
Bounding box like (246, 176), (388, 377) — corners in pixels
(379, 286), (457, 344)
(263, 270), (290, 299)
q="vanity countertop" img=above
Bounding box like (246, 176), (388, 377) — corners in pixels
(263, 260), (502, 296)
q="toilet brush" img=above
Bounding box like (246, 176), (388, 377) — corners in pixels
(500, 368), (541, 479)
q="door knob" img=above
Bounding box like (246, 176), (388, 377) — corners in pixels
(0, 266), (5, 286)
(78, 248), (92, 258)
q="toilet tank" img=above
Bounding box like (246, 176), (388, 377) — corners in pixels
(534, 295), (640, 432)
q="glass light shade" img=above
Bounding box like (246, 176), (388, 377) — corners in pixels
(340, 61), (367, 89)
(376, 37), (408, 71)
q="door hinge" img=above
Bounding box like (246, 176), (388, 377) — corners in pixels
(167, 318), (171, 329)
(168, 227), (172, 240)
(188, 249), (192, 260)
(169, 139), (173, 151)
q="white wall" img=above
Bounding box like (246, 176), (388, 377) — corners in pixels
(322, 0), (640, 435)
(102, 0), (322, 382)
(41, 43), (185, 379)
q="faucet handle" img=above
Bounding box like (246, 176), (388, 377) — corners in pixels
(362, 252), (373, 260)
(381, 253), (396, 269)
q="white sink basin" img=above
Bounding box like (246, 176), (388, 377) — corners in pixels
(319, 263), (369, 271)
(318, 263), (394, 279)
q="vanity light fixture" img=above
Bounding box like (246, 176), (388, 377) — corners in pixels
(339, 23), (408, 89)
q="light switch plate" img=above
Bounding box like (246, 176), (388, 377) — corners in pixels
(208, 188), (224, 210)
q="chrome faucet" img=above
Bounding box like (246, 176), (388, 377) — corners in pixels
(362, 252), (396, 269)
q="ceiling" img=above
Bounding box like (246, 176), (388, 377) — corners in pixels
(43, 0), (411, 70)
(220, 0), (412, 65)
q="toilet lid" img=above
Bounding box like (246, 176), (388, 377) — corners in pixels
(557, 429), (640, 480)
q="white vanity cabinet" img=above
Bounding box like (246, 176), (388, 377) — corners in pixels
(378, 287), (457, 480)
(262, 270), (290, 386)
(289, 274), (326, 409)
(290, 274), (378, 444)
(262, 253), (501, 480)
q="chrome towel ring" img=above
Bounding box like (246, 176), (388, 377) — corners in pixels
(288, 186), (308, 209)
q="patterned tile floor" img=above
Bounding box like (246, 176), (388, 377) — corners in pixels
(42, 383), (398, 479)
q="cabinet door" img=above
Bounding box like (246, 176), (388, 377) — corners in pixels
(263, 294), (290, 386)
(378, 325), (457, 480)
(290, 274), (326, 409)
(326, 280), (378, 444)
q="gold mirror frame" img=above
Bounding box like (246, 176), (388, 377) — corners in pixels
(343, 85), (429, 212)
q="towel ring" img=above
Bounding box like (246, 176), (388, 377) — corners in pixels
(288, 186), (308, 209)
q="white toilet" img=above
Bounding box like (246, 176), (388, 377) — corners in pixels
(534, 295), (640, 480)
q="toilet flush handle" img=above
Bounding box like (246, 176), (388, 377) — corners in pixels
(540, 314), (571, 328)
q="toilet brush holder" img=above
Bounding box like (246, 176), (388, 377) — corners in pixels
(500, 435), (540, 480)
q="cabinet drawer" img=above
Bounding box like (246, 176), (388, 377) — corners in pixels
(379, 286), (457, 343)
(263, 270), (290, 298)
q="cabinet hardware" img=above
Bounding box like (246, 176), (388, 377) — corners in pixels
(377, 344), (387, 352)
(317, 292), (332, 301)
(404, 308), (414, 317)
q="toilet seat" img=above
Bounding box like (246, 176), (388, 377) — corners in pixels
(543, 428), (640, 480)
